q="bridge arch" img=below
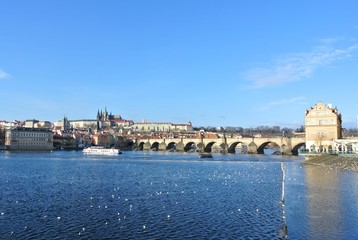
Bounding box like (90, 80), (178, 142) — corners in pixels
(257, 141), (281, 154)
(228, 142), (248, 154)
(151, 142), (159, 151)
(184, 142), (196, 152)
(137, 142), (145, 150)
(204, 141), (217, 153)
(166, 142), (176, 151)
(291, 142), (306, 155)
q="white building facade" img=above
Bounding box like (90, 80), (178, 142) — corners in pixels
(333, 139), (358, 154)
(131, 121), (193, 133)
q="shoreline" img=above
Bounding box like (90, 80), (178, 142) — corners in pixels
(304, 154), (358, 172)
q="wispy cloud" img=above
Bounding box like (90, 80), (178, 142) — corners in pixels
(0, 69), (10, 80)
(257, 96), (307, 111)
(245, 40), (358, 89)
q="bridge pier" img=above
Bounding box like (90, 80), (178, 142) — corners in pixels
(159, 142), (167, 151)
(280, 138), (294, 155)
(248, 141), (258, 154)
(143, 141), (151, 151)
(176, 141), (184, 152)
(196, 143), (205, 152)
(281, 144), (293, 155)
(220, 143), (228, 154)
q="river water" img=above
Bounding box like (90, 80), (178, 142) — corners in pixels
(0, 151), (357, 239)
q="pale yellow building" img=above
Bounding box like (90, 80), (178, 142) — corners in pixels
(5, 127), (54, 150)
(305, 102), (342, 152)
(92, 132), (114, 146)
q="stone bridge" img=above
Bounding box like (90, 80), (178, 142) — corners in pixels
(136, 136), (305, 155)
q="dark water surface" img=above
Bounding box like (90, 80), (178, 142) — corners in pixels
(0, 151), (357, 239)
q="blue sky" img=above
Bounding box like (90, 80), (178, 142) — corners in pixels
(1, 1), (358, 128)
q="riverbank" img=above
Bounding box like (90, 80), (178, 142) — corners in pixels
(304, 154), (358, 172)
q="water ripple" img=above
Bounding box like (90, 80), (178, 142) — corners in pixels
(3, 151), (353, 239)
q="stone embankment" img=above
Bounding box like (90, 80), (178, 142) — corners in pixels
(304, 154), (358, 172)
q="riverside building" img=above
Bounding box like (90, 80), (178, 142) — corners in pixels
(5, 126), (54, 150)
(305, 102), (342, 152)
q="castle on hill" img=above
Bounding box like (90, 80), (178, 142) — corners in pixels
(96, 107), (122, 122)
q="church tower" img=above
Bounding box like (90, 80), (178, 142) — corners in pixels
(97, 110), (101, 120)
(103, 107), (108, 121)
(62, 116), (70, 130)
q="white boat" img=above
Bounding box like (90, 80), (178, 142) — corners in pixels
(82, 146), (121, 155)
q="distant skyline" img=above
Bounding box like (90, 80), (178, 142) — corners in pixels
(1, 1), (358, 128)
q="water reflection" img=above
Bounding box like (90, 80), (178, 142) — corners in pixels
(305, 166), (343, 238)
(292, 165), (358, 239)
(352, 173), (358, 212)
